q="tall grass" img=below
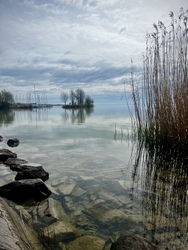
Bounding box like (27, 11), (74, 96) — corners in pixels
(132, 8), (188, 153)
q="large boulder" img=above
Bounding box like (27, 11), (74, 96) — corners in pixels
(0, 149), (17, 162)
(0, 178), (51, 204)
(7, 138), (20, 147)
(110, 235), (158, 250)
(10, 163), (49, 182)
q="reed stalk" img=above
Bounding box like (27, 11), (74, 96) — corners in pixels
(132, 8), (188, 153)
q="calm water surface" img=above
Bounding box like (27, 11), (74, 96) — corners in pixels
(0, 103), (187, 249)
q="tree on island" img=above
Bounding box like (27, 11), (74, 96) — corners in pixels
(85, 95), (94, 108)
(60, 88), (94, 108)
(60, 91), (68, 105)
(70, 90), (76, 105)
(75, 88), (85, 105)
(0, 90), (14, 109)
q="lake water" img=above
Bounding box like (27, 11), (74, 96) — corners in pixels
(0, 102), (187, 250)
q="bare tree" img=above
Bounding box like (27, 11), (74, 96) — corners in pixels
(69, 90), (76, 105)
(75, 88), (85, 105)
(60, 91), (68, 105)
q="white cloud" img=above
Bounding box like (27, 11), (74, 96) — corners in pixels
(0, 0), (187, 100)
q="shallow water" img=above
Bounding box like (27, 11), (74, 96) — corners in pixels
(0, 103), (187, 249)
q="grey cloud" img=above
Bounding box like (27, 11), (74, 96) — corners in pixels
(0, 0), (186, 97)
(0, 61), (133, 87)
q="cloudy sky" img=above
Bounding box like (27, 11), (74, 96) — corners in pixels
(0, 0), (187, 102)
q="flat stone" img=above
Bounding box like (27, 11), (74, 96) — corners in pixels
(98, 190), (122, 207)
(96, 209), (127, 223)
(103, 180), (128, 195)
(51, 176), (68, 187)
(86, 199), (105, 209)
(79, 176), (99, 187)
(67, 235), (106, 250)
(59, 183), (76, 195)
(110, 234), (159, 250)
(71, 186), (86, 197)
(80, 176), (96, 181)
(37, 198), (59, 224)
(42, 221), (76, 242)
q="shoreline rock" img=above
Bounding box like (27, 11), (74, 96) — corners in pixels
(0, 179), (52, 204)
(4, 157), (28, 168)
(14, 164), (49, 181)
(0, 148), (17, 162)
(0, 142), (52, 249)
(0, 197), (41, 250)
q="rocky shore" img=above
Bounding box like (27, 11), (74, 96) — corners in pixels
(0, 135), (159, 250)
(0, 136), (50, 250)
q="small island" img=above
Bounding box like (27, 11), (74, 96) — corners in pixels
(60, 88), (94, 109)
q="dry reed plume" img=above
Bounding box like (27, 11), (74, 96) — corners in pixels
(131, 8), (188, 153)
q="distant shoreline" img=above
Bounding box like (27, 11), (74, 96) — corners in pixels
(10, 103), (54, 109)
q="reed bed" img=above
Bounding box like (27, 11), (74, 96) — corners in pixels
(132, 8), (188, 153)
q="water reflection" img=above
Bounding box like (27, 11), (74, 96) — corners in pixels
(14, 108), (49, 123)
(131, 141), (188, 249)
(61, 107), (94, 124)
(0, 105), (145, 249)
(0, 110), (15, 126)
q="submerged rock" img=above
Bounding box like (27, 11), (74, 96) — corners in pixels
(86, 199), (127, 223)
(110, 234), (158, 250)
(71, 186), (86, 197)
(0, 135), (3, 142)
(59, 183), (76, 195)
(7, 138), (20, 147)
(14, 205), (32, 222)
(37, 198), (63, 224)
(42, 221), (76, 242)
(0, 149), (17, 162)
(67, 235), (106, 250)
(0, 178), (51, 204)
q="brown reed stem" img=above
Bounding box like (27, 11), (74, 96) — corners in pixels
(131, 8), (188, 153)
